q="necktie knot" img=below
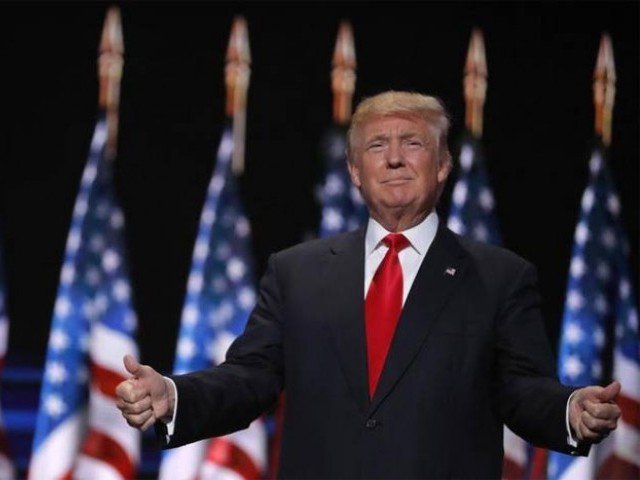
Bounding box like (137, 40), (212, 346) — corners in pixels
(383, 233), (410, 253)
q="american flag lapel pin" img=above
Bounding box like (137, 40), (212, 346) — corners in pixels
(445, 267), (456, 277)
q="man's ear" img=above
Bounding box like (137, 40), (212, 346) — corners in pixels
(437, 152), (452, 183)
(347, 157), (361, 188)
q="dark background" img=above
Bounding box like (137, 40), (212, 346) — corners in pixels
(1, 2), (638, 379)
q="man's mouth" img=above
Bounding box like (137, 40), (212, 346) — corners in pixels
(381, 178), (412, 185)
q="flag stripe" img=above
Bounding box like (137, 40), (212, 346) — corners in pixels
(206, 438), (260, 480)
(79, 429), (134, 480)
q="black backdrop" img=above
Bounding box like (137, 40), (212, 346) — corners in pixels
(1, 2), (638, 376)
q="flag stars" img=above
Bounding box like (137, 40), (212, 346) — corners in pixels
(227, 258), (246, 282)
(95, 201), (110, 219)
(350, 186), (365, 205)
(566, 290), (585, 311)
(60, 263), (75, 285)
(216, 243), (231, 260)
(591, 361), (603, 381)
(123, 312), (137, 332)
(77, 366), (89, 384)
(323, 208), (344, 232)
(67, 230), (82, 253)
(473, 224), (489, 242)
(570, 257), (586, 278)
(49, 329), (69, 352)
(589, 153), (603, 174)
(564, 322), (584, 344)
(574, 222), (590, 245)
(596, 262), (611, 281)
(593, 327), (605, 349)
(187, 273), (204, 293)
(194, 239), (210, 261)
(325, 174), (345, 196)
(600, 229), (616, 249)
(581, 188), (595, 212)
(102, 249), (121, 273)
(459, 145), (473, 171)
(45, 361), (68, 384)
(235, 217), (251, 238)
(44, 394), (67, 418)
(594, 295), (609, 315)
(201, 208), (216, 226)
(182, 305), (199, 326)
(607, 194), (620, 216)
(74, 198), (89, 218)
(90, 235), (106, 253)
(177, 338), (196, 360)
(110, 210), (124, 229)
(237, 287), (256, 310)
(112, 280), (130, 302)
(209, 176), (225, 194)
(211, 276), (228, 293)
(211, 302), (234, 328)
(448, 216), (465, 235)
(628, 311), (638, 330)
(452, 182), (468, 206)
(563, 355), (584, 379)
(85, 268), (101, 287)
(81, 164), (98, 185)
(91, 123), (107, 149)
(54, 298), (72, 318)
(619, 280), (630, 299)
(479, 188), (495, 211)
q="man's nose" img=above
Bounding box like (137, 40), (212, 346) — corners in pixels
(386, 140), (404, 167)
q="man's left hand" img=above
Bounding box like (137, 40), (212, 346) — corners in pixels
(569, 381), (622, 444)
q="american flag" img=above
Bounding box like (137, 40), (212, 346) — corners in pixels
(0, 237), (15, 479)
(446, 134), (531, 479)
(29, 116), (140, 479)
(159, 124), (267, 480)
(548, 145), (639, 480)
(317, 127), (368, 238)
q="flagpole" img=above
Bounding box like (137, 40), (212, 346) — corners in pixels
(331, 21), (356, 126)
(98, 6), (123, 160)
(463, 28), (487, 139)
(226, 16), (251, 175)
(593, 33), (615, 148)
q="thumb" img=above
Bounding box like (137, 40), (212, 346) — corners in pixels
(123, 354), (142, 377)
(596, 381), (621, 402)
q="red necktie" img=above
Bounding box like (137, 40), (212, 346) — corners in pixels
(365, 233), (410, 397)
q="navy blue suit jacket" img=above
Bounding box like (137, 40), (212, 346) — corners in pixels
(162, 225), (580, 478)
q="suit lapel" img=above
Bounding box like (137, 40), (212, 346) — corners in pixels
(368, 226), (469, 414)
(323, 229), (370, 413)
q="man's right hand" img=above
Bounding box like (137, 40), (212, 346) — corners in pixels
(115, 354), (175, 431)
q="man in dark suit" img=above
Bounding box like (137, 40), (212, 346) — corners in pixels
(116, 91), (621, 478)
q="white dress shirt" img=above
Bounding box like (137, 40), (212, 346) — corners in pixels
(364, 212), (438, 304)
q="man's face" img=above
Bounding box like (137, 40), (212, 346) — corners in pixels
(348, 114), (451, 222)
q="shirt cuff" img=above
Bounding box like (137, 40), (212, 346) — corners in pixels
(162, 376), (178, 443)
(565, 390), (579, 448)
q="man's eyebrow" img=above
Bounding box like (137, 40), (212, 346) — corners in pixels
(365, 133), (389, 143)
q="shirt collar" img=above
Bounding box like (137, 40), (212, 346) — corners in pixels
(365, 211), (439, 257)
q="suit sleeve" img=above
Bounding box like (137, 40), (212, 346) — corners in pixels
(495, 260), (588, 455)
(160, 254), (285, 448)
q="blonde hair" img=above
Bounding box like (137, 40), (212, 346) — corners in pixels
(347, 91), (451, 162)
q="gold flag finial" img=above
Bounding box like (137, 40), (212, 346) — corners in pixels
(593, 33), (616, 147)
(463, 28), (487, 139)
(331, 21), (356, 125)
(225, 16), (251, 174)
(98, 6), (124, 158)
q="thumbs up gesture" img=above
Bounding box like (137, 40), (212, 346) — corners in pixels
(115, 355), (175, 431)
(568, 381), (622, 443)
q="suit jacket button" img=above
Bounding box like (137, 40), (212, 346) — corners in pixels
(365, 419), (378, 429)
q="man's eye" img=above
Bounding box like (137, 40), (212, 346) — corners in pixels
(368, 142), (384, 150)
(406, 140), (423, 147)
